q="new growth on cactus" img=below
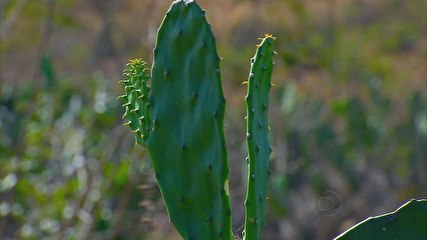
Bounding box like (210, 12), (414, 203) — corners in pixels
(119, 59), (151, 145)
(119, 0), (274, 239)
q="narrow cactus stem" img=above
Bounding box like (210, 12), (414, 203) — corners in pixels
(243, 34), (275, 240)
(120, 58), (151, 145)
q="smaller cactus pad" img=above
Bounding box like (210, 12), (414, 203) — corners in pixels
(243, 34), (275, 240)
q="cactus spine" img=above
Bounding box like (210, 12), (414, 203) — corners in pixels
(120, 1), (275, 239)
(243, 35), (275, 240)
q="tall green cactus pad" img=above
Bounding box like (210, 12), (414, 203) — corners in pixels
(335, 199), (427, 240)
(148, 0), (232, 239)
(243, 34), (275, 240)
(119, 59), (151, 145)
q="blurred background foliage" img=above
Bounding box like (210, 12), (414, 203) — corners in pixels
(0, 0), (426, 239)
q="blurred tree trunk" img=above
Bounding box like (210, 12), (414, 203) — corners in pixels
(91, 0), (120, 60)
(0, 0), (27, 40)
(32, 0), (55, 88)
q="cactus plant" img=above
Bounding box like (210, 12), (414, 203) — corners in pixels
(335, 199), (427, 240)
(119, 1), (427, 240)
(148, 1), (232, 239)
(119, 1), (275, 239)
(243, 34), (275, 240)
(120, 1), (234, 239)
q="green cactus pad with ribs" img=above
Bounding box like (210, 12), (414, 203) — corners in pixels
(334, 199), (427, 240)
(243, 34), (275, 240)
(119, 59), (151, 145)
(147, 0), (232, 239)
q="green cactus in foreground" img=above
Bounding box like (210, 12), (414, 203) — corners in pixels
(243, 34), (275, 240)
(121, 1), (234, 239)
(148, 1), (232, 239)
(120, 1), (276, 239)
(119, 1), (427, 239)
(335, 199), (427, 240)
